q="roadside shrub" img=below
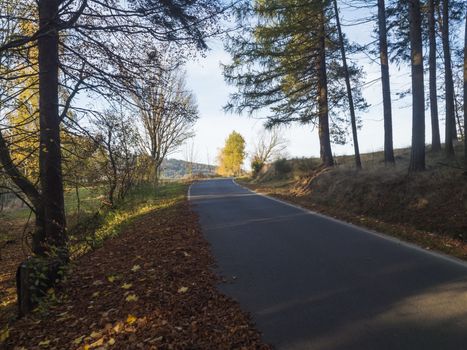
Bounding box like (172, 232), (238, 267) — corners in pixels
(251, 156), (264, 178)
(274, 158), (292, 177)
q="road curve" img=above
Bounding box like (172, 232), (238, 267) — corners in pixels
(189, 178), (467, 350)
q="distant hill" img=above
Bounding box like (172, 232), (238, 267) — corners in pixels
(160, 158), (216, 179)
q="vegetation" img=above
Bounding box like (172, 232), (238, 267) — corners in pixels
(217, 131), (246, 176)
(241, 144), (467, 260)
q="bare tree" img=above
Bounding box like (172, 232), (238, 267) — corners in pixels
(93, 109), (140, 207)
(0, 0), (225, 261)
(132, 65), (198, 184)
(251, 128), (287, 177)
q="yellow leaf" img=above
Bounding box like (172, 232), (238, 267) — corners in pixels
(73, 335), (85, 344)
(90, 331), (102, 339)
(177, 286), (189, 293)
(131, 265), (141, 272)
(126, 314), (137, 324)
(108, 338), (116, 346)
(38, 339), (51, 347)
(107, 275), (117, 282)
(92, 291), (100, 298)
(0, 327), (9, 343)
(90, 337), (104, 348)
(121, 283), (132, 290)
(125, 294), (138, 302)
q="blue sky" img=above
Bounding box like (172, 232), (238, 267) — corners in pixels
(174, 4), (455, 166)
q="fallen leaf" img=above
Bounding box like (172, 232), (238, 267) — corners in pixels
(107, 275), (117, 282)
(125, 294), (138, 302)
(73, 335), (85, 344)
(90, 331), (102, 339)
(38, 339), (50, 347)
(0, 327), (9, 343)
(178, 286), (189, 293)
(126, 314), (137, 325)
(131, 265), (141, 272)
(108, 338), (116, 346)
(121, 283), (132, 290)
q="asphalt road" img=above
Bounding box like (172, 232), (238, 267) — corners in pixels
(189, 178), (467, 350)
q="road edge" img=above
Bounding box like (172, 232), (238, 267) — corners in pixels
(232, 178), (467, 270)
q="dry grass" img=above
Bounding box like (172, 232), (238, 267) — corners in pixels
(244, 142), (467, 260)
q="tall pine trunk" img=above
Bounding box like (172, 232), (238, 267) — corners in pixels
(464, 6), (467, 166)
(333, 0), (361, 169)
(377, 0), (395, 164)
(38, 0), (67, 259)
(428, 0), (441, 152)
(442, 0), (456, 156)
(317, 5), (334, 167)
(408, 0), (426, 172)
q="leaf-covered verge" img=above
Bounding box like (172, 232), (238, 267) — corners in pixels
(0, 183), (186, 327)
(2, 185), (270, 349)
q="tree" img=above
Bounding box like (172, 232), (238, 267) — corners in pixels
(428, 0), (442, 152)
(250, 128), (287, 177)
(408, 0), (426, 171)
(464, 5), (467, 166)
(377, 0), (395, 163)
(218, 131), (246, 177)
(441, 0), (457, 156)
(333, 0), (362, 169)
(93, 110), (140, 207)
(0, 0), (224, 260)
(224, 0), (367, 168)
(131, 64), (198, 184)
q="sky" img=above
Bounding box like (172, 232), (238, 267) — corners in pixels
(172, 4), (456, 166)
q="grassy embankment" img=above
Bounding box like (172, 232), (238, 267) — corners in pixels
(0, 181), (187, 327)
(240, 143), (467, 260)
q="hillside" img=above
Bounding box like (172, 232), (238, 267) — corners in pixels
(160, 158), (216, 179)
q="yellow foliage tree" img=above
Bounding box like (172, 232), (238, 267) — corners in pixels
(6, 13), (40, 182)
(217, 131), (246, 176)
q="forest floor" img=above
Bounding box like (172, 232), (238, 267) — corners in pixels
(240, 145), (467, 262)
(1, 184), (269, 349)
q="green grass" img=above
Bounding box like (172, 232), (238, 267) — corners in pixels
(68, 181), (188, 258)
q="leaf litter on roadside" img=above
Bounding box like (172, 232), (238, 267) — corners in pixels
(5, 201), (270, 349)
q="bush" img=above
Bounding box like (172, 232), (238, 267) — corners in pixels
(274, 158), (292, 177)
(250, 156), (264, 178)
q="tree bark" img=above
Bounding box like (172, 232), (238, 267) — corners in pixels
(333, 0), (361, 169)
(317, 5), (334, 168)
(38, 0), (67, 258)
(428, 0), (441, 152)
(377, 0), (395, 164)
(464, 5), (467, 166)
(408, 0), (426, 172)
(441, 0), (456, 156)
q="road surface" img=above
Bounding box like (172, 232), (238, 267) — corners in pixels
(189, 178), (467, 350)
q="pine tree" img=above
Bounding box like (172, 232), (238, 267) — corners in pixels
(224, 0), (367, 167)
(408, 0), (426, 171)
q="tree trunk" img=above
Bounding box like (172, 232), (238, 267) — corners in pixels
(333, 0), (361, 169)
(317, 5), (334, 168)
(38, 0), (67, 258)
(442, 0), (456, 155)
(464, 6), (467, 166)
(377, 0), (395, 164)
(428, 0), (441, 152)
(408, 0), (426, 172)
